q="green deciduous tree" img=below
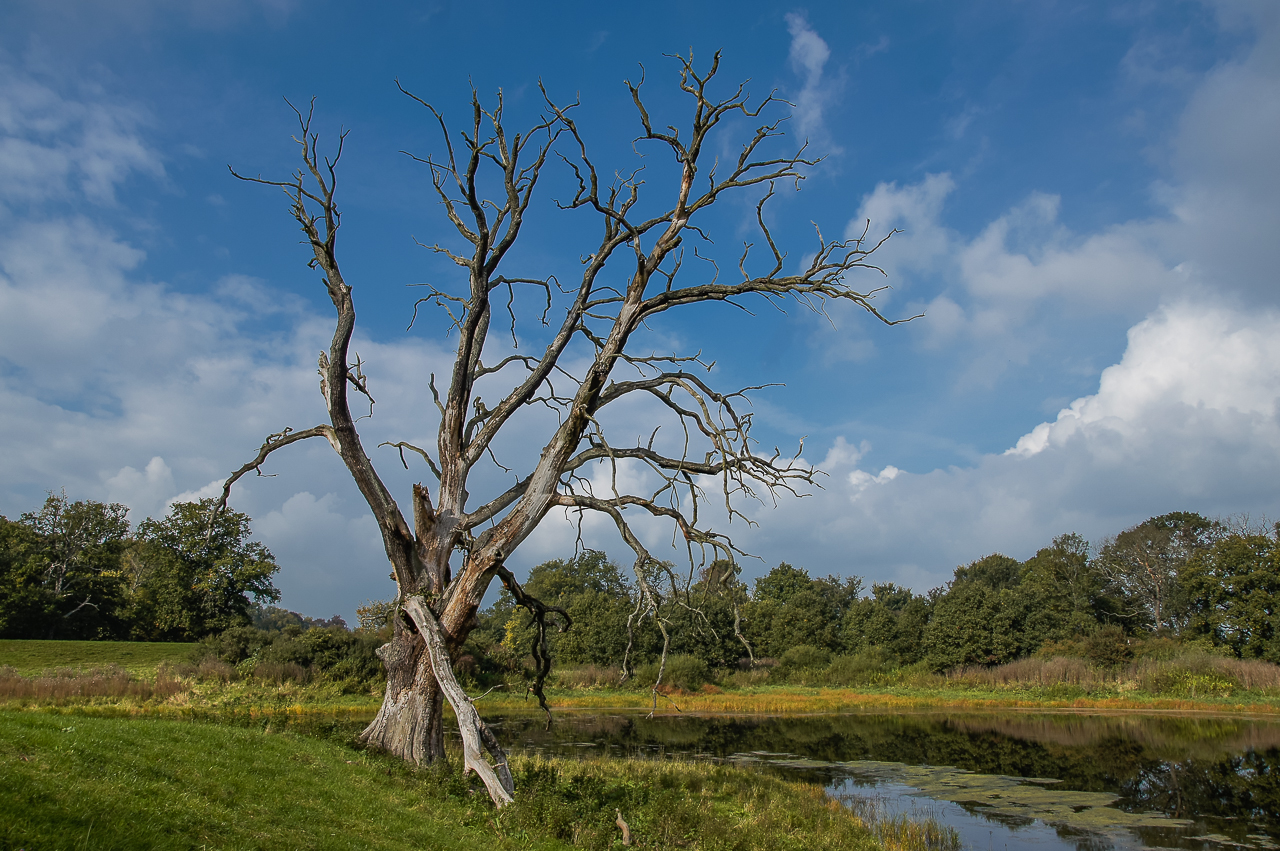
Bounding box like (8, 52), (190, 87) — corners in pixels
(1019, 533), (1113, 647)
(842, 582), (930, 664)
(1098, 512), (1219, 633)
(922, 554), (1032, 669)
(0, 493), (131, 639)
(129, 498), (280, 639)
(0, 516), (49, 639)
(745, 564), (860, 658)
(1182, 527), (1280, 662)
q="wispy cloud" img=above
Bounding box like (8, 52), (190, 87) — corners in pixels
(784, 12), (838, 144)
(0, 64), (163, 206)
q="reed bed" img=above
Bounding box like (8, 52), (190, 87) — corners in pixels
(838, 793), (961, 851)
(0, 664), (183, 702)
(550, 663), (625, 690)
(944, 651), (1280, 698)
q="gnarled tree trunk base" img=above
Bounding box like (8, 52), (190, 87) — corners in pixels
(359, 629), (445, 764)
(402, 595), (515, 806)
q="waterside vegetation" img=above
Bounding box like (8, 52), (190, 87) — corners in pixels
(0, 709), (961, 851)
(4, 637), (1280, 716)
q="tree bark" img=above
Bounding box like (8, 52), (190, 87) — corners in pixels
(358, 627), (445, 764)
(403, 595), (515, 806)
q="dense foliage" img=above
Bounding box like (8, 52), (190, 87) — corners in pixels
(6, 489), (1278, 687)
(462, 513), (1280, 683)
(0, 494), (281, 641)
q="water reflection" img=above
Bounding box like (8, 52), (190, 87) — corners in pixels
(213, 708), (1280, 850)
(483, 710), (1280, 850)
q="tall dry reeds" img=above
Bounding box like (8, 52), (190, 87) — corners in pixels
(0, 664), (183, 702)
(950, 650), (1280, 698)
(948, 656), (1101, 690)
(552, 664), (624, 690)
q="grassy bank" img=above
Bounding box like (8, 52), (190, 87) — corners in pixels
(0, 639), (196, 676)
(0, 710), (939, 851)
(5, 639), (1280, 717)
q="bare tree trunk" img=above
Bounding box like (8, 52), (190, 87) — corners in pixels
(403, 595), (514, 806)
(359, 628), (446, 763)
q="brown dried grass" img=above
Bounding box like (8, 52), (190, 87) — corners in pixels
(951, 652), (1280, 697)
(0, 664), (184, 701)
(552, 664), (624, 690)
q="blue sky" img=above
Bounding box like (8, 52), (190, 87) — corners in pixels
(3, 0), (1279, 621)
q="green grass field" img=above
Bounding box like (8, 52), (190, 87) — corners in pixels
(0, 639), (197, 676)
(0, 711), (902, 851)
(0, 710), (564, 851)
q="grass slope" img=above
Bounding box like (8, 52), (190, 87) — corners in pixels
(0, 640), (196, 676)
(0, 711), (564, 851)
(0, 712), (894, 851)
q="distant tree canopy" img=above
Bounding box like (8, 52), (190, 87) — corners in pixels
(461, 510), (1279, 675)
(0, 494), (280, 641)
(9, 489), (1276, 675)
(1182, 527), (1280, 661)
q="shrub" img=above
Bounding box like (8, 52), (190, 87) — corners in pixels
(824, 648), (896, 686)
(198, 623), (385, 686)
(1131, 636), (1184, 661)
(1034, 638), (1086, 658)
(197, 625), (271, 665)
(633, 654), (709, 691)
(1083, 625), (1132, 668)
(778, 645), (831, 671)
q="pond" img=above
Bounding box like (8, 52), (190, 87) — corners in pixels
(232, 706), (1280, 850)
(479, 709), (1280, 851)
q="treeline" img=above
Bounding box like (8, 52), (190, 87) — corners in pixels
(467, 511), (1280, 682)
(0, 493), (280, 641)
(9, 489), (1276, 690)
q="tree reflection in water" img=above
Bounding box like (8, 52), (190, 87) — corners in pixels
(484, 710), (1280, 845)
(1121, 747), (1280, 827)
(226, 708), (1280, 847)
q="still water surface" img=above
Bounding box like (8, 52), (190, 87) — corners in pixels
(252, 707), (1279, 851)
(478, 709), (1280, 851)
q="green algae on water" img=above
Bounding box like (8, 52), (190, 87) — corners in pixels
(837, 759), (1196, 831)
(728, 752), (1197, 834)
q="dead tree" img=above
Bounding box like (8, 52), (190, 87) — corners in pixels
(221, 52), (904, 807)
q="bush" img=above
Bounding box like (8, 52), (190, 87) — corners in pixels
(778, 645), (831, 671)
(197, 626), (271, 665)
(824, 648), (896, 686)
(1130, 636), (1184, 661)
(1034, 637), (1086, 659)
(197, 623), (385, 687)
(633, 654), (709, 691)
(1084, 625), (1133, 668)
